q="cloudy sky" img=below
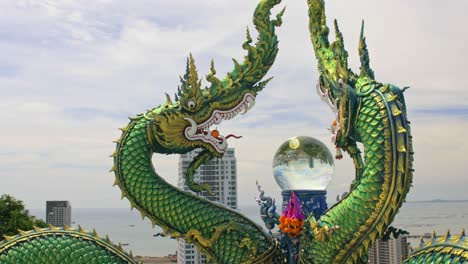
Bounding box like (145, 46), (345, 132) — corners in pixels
(1, 0), (467, 211)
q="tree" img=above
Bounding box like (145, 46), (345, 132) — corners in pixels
(0, 194), (48, 237)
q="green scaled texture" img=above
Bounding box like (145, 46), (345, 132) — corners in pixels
(303, 0), (415, 263)
(3, 0), (466, 263)
(404, 230), (468, 264)
(0, 227), (136, 264)
(305, 0), (468, 263)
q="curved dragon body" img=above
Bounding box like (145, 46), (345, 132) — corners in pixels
(0, 227), (137, 264)
(301, 0), (414, 263)
(109, 0), (285, 263)
(112, 115), (279, 263)
(0, 0), (285, 263)
(404, 231), (468, 263)
(301, 82), (413, 263)
(303, 1), (467, 263)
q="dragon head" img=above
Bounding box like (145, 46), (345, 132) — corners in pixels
(151, 54), (267, 158)
(309, 0), (375, 148)
(146, 1), (284, 192)
(146, 3), (283, 167)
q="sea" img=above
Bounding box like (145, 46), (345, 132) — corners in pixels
(30, 201), (468, 257)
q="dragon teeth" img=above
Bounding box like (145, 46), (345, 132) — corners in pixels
(241, 103), (248, 115)
(184, 118), (197, 137)
(190, 94), (256, 136)
(214, 113), (222, 125)
(247, 97), (255, 110)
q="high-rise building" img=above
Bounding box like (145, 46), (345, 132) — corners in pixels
(177, 148), (237, 264)
(46, 201), (72, 227)
(368, 236), (409, 264)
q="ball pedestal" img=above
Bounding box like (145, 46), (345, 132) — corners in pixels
(280, 190), (328, 264)
(271, 136), (334, 263)
(281, 190), (328, 220)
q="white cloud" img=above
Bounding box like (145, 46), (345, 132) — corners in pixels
(0, 0), (467, 210)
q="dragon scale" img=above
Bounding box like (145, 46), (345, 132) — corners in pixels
(0, 227), (136, 264)
(404, 230), (468, 263)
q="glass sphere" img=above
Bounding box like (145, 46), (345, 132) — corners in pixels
(273, 136), (334, 191)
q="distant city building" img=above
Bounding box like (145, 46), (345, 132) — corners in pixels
(177, 148), (237, 264)
(368, 236), (409, 264)
(46, 201), (72, 227)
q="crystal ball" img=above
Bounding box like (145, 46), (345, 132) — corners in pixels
(273, 136), (334, 191)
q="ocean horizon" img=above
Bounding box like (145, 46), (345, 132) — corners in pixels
(29, 201), (468, 257)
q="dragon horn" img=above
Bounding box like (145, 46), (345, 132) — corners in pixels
(359, 20), (375, 79)
(308, 0), (354, 82)
(187, 53), (201, 92)
(207, 59), (223, 95)
(164, 93), (173, 105)
(179, 53), (202, 101)
(187, 54), (201, 92)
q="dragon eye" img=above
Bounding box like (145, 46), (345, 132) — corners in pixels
(187, 100), (196, 109)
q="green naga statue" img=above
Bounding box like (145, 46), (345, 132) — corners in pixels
(1, 0), (467, 263)
(0, 0), (285, 263)
(300, 0), (467, 263)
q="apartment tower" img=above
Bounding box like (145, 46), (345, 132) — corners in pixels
(368, 236), (409, 264)
(177, 148), (237, 264)
(46, 201), (72, 227)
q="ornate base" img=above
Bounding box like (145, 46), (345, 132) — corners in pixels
(281, 190), (327, 220)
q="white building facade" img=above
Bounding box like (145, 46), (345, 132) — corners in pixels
(177, 148), (237, 264)
(368, 236), (409, 264)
